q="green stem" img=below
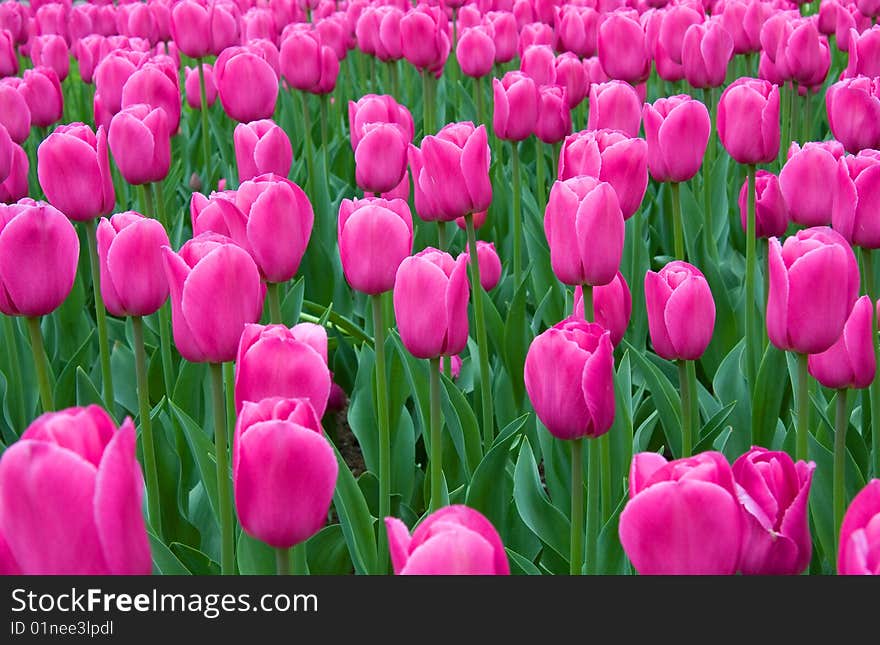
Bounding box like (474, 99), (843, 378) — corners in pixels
(429, 356), (443, 512)
(84, 218), (114, 413)
(3, 316), (25, 429)
(585, 438), (601, 575)
(670, 181), (684, 260)
(275, 547), (290, 575)
(389, 62), (399, 99)
(299, 91), (316, 199)
(512, 141), (522, 286)
(422, 71), (433, 136)
(581, 284), (593, 320)
(796, 352), (810, 463)
(157, 303), (175, 401)
(292, 543), (308, 575)
(301, 300), (372, 345)
(475, 75), (484, 126)
(152, 181), (167, 232)
(833, 389), (848, 557)
(535, 137), (546, 216)
(372, 295), (391, 574)
(209, 362), (235, 575)
(319, 93), (329, 179)
(702, 87), (716, 237)
(198, 59), (212, 185)
(779, 83), (790, 169)
(466, 214), (494, 452)
(267, 282), (283, 324)
(599, 434), (612, 522)
(789, 83), (799, 148)
(801, 91), (811, 143)
(570, 438), (584, 575)
(678, 360), (694, 458)
(140, 183), (155, 222)
(132, 316), (162, 538)
(745, 164), (758, 412)
(437, 221), (447, 251)
(864, 250), (880, 479)
(25, 317), (54, 413)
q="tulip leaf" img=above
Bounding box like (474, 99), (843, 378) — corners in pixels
(513, 437), (570, 561)
(506, 548), (541, 575)
(633, 410), (660, 453)
(347, 346), (378, 473)
(694, 401), (737, 453)
(110, 341), (139, 417)
(306, 524), (353, 576)
(480, 287), (505, 359)
(149, 532), (192, 576)
(466, 415), (527, 529)
(236, 530), (275, 575)
(170, 542), (219, 576)
(502, 278), (529, 407)
(712, 340), (752, 459)
(597, 493), (630, 575)
(75, 366), (104, 408)
(282, 276), (305, 325)
(392, 411), (416, 509)
(440, 370), (482, 478)
(391, 332), (430, 438)
(169, 401), (220, 530)
(330, 442), (378, 576)
(751, 343), (789, 448)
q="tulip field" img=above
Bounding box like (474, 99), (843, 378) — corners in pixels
(2, 0), (880, 579)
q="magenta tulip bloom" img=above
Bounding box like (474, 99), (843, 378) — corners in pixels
(645, 261), (715, 361)
(833, 150), (880, 248)
(399, 4), (450, 74)
(557, 129), (648, 220)
(235, 322), (331, 416)
(234, 397), (337, 549)
(733, 447), (815, 575)
(94, 50), (144, 117)
(779, 141), (846, 227)
(574, 272), (632, 347)
(0, 144), (27, 204)
(520, 44), (556, 87)
(409, 122), (492, 221)
(234, 119), (293, 182)
(620, 451), (743, 575)
(0, 406), (151, 574)
(524, 317), (614, 441)
(354, 122), (410, 194)
(457, 26), (495, 78)
(30, 34), (69, 82)
(108, 103), (171, 186)
(0, 28), (16, 79)
(487, 11), (517, 64)
(96, 211), (170, 318)
(348, 94), (415, 151)
(658, 4), (704, 66)
(37, 123), (115, 222)
(393, 248), (469, 360)
(161, 232), (263, 364)
(545, 176), (624, 287)
(682, 21), (734, 89)
(587, 80), (642, 138)
(20, 66), (63, 128)
(170, 0), (240, 59)
(846, 25), (880, 79)
(338, 197), (413, 295)
(767, 227), (860, 355)
(214, 46), (278, 123)
(826, 76), (880, 154)
(535, 85), (571, 145)
(492, 71), (538, 142)
(120, 62), (182, 134)
(717, 77), (780, 166)
(738, 170), (789, 239)
(808, 295), (876, 390)
(0, 200), (79, 317)
(643, 95), (710, 183)
(0, 82), (30, 144)
(280, 30), (331, 93)
(555, 52), (589, 109)
(838, 479), (880, 574)
(460, 240), (502, 292)
(597, 12), (650, 84)
(386, 505), (509, 575)
(556, 5), (599, 58)
(184, 64), (217, 109)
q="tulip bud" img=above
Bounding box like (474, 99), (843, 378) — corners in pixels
(354, 123), (410, 194)
(348, 94), (415, 150)
(30, 34), (69, 82)
(535, 85), (571, 144)
(778, 141), (846, 227)
(588, 80), (642, 138)
(846, 25), (880, 79)
(214, 46), (278, 123)
(556, 5), (599, 58)
(659, 4), (704, 66)
(520, 44), (556, 87)
(170, 0), (240, 59)
(597, 13), (650, 84)
(643, 95), (710, 183)
(833, 150), (880, 249)
(400, 5), (450, 74)
(459, 240), (502, 292)
(0, 144), (27, 204)
(645, 260), (715, 361)
(808, 295), (876, 390)
(554, 52), (588, 109)
(492, 71), (538, 142)
(717, 77), (780, 166)
(108, 103), (171, 186)
(838, 479), (880, 575)
(0, 82), (30, 144)
(20, 67), (63, 128)
(737, 170), (788, 239)
(682, 20), (734, 89)
(457, 26), (494, 79)
(120, 62), (182, 134)
(574, 272), (632, 346)
(0, 28), (17, 78)
(826, 76), (880, 154)
(234, 119), (293, 182)
(486, 11), (517, 64)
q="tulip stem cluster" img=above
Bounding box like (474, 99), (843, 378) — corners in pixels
(834, 389), (848, 556)
(209, 362), (235, 575)
(511, 142), (522, 286)
(421, 71), (435, 137)
(466, 214), (495, 451)
(795, 353), (810, 463)
(678, 360), (696, 458)
(132, 316), (162, 539)
(429, 356), (443, 512)
(570, 438), (584, 576)
(670, 181), (684, 260)
(84, 219), (115, 415)
(197, 59), (212, 185)
(372, 294), (391, 574)
(2, 317), (25, 429)
(24, 316), (53, 413)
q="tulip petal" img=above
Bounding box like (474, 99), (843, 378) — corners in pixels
(575, 182), (624, 287)
(581, 331), (615, 436)
(400, 526), (497, 575)
(393, 256), (450, 359)
(766, 237), (790, 351)
(787, 244), (850, 354)
(162, 246), (207, 362)
(106, 218), (170, 316)
(385, 517), (412, 575)
(644, 270), (676, 359)
(664, 274), (715, 360)
(629, 452), (668, 499)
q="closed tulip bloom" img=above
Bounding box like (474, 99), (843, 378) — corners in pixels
(235, 323), (331, 416)
(348, 94), (415, 150)
(556, 5), (599, 58)
(377, 8), (405, 61)
(834, 151), (880, 249)
(108, 103), (171, 186)
(400, 5), (450, 74)
(846, 25), (880, 79)
(808, 295), (876, 389)
(280, 30), (324, 92)
(682, 20), (734, 89)
(737, 170), (789, 239)
(120, 62), (181, 134)
(459, 240), (502, 291)
(643, 95), (710, 183)
(94, 50), (144, 116)
(520, 44), (556, 87)
(535, 85), (571, 145)
(838, 478), (880, 574)
(184, 64), (217, 109)
(518, 22), (555, 58)
(393, 248), (469, 359)
(38, 124), (115, 222)
(587, 80), (642, 138)
(558, 129), (649, 220)
(782, 19), (831, 88)
(487, 11), (517, 64)
(0, 144), (28, 204)
(0, 406), (151, 575)
(0, 83), (30, 144)
(767, 226), (860, 355)
(778, 141), (845, 227)
(574, 272), (632, 346)
(826, 77), (880, 154)
(161, 232), (263, 364)
(409, 122), (492, 221)
(0, 123), (9, 182)
(0, 29), (16, 78)
(545, 176), (624, 287)
(555, 53), (589, 109)
(234, 397), (337, 548)
(457, 26), (495, 78)
(214, 46), (278, 123)
(733, 447), (816, 575)
(645, 261), (715, 361)
(647, 9), (686, 83)
(524, 317), (614, 440)
(620, 451), (742, 575)
(659, 4), (704, 65)
(234, 119), (292, 182)
(170, 0), (240, 59)
(96, 211), (170, 318)
(338, 197), (413, 295)
(20, 67), (63, 128)
(493, 71), (538, 142)
(354, 123), (410, 194)
(717, 77), (780, 165)
(386, 505), (509, 575)
(30, 34), (69, 82)
(0, 201), (78, 317)
(598, 13), (650, 84)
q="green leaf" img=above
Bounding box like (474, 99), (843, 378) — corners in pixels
(712, 340), (752, 459)
(53, 329), (95, 410)
(466, 415), (527, 529)
(169, 401), (220, 528)
(513, 437), (570, 561)
(237, 531), (275, 575)
(75, 366), (104, 407)
(440, 370), (482, 478)
(506, 548), (541, 575)
(149, 532), (191, 575)
(751, 343), (789, 448)
(694, 401), (737, 453)
(330, 442), (378, 575)
(502, 278), (529, 406)
(307, 524), (353, 575)
(170, 542), (219, 575)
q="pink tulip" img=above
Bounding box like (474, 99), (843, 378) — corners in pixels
(573, 272), (632, 346)
(170, 0), (240, 59)
(439, 354), (463, 380)
(235, 323), (331, 416)
(409, 122), (492, 221)
(0, 82), (30, 144)
(846, 25), (880, 79)
(717, 77), (780, 166)
(659, 4), (704, 65)
(161, 232), (263, 364)
(535, 85), (571, 145)
(645, 260), (715, 361)
(545, 176), (624, 287)
(587, 80), (641, 138)
(524, 316), (614, 440)
(234, 119), (292, 182)
(558, 129), (648, 220)
(0, 405), (151, 574)
(96, 211), (170, 318)
(120, 62), (181, 134)
(20, 66), (63, 128)
(643, 95), (710, 183)
(0, 200), (79, 317)
(597, 12), (650, 84)
(385, 505), (509, 575)
(459, 240), (502, 291)
(354, 122), (410, 194)
(280, 30), (331, 93)
(214, 45), (278, 123)
(184, 64), (217, 109)
(834, 150), (880, 249)
(808, 295), (876, 390)
(457, 25), (495, 78)
(338, 197), (413, 295)
(94, 50), (144, 116)
(30, 34), (69, 82)
(737, 170), (789, 239)
(400, 4), (450, 75)
(779, 19), (831, 88)
(348, 94), (415, 151)
(682, 20), (734, 89)
(0, 144), (27, 204)
(492, 71), (538, 142)
(776, 140), (845, 227)
(233, 397), (337, 548)
(518, 22), (554, 57)
(826, 76), (880, 154)
(838, 478), (880, 574)
(520, 44), (556, 87)
(37, 123), (115, 222)
(108, 103), (171, 186)
(0, 25), (17, 78)
(556, 5), (599, 58)
(554, 52), (589, 109)
(377, 7), (405, 62)
(720, 0), (769, 55)
(767, 226), (859, 355)
(393, 247), (469, 359)
(486, 11), (517, 64)
(620, 451), (742, 575)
